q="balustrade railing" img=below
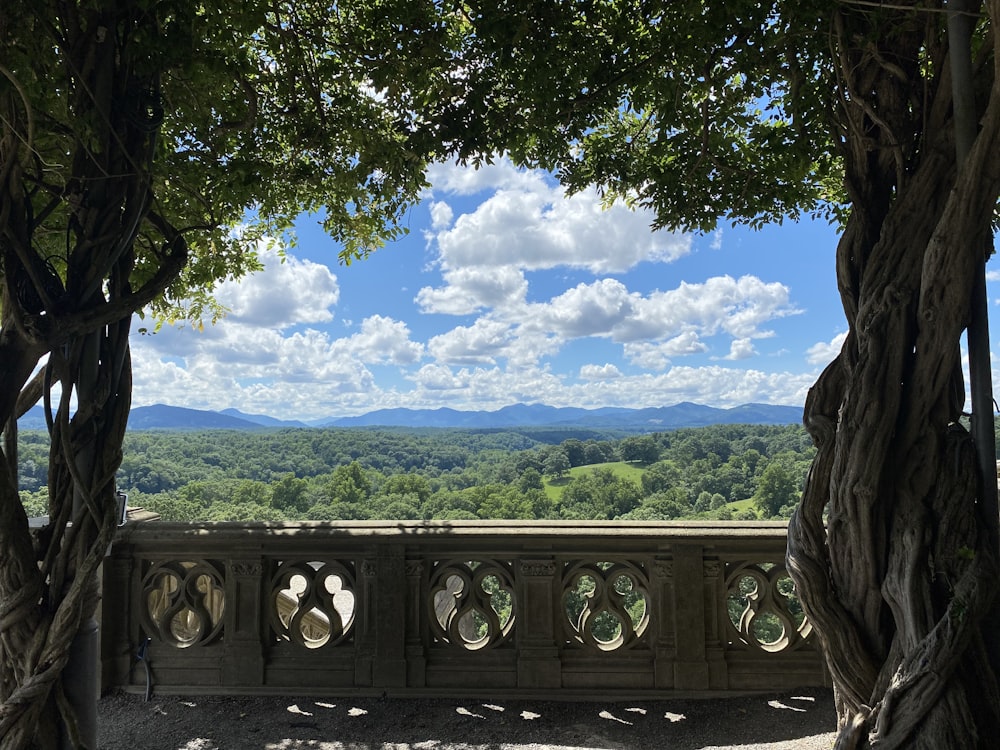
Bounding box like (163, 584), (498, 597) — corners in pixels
(101, 520), (827, 697)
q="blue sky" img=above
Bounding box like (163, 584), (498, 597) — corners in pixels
(128, 157), (988, 422)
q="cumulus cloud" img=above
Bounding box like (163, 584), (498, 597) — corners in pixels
(725, 338), (757, 361)
(335, 315), (423, 365)
(527, 279), (637, 338)
(213, 245), (339, 328)
(397, 362), (814, 412)
(427, 319), (515, 365)
(806, 332), (848, 366)
(579, 363), (622, 380)
(415, 266), (528, 315)
(431, 184), (690, 275)
(517, 275), (796, 353)
(429, 201), (454, 230)
(426, 157), (547, 196)
(127, 159), (822, 421)
(623, 332), (708, 370)
(130, 332), (380, 417)
(613, 276), (798, 342)
(423, 160), (690, 316)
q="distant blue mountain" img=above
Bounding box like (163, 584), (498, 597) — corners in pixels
(21, 406), (47, 430)
(18, 401), (803, 432)
(128, 405), (262, 430)
(320, 401), (802, 430)
(218, 408), (309, 428)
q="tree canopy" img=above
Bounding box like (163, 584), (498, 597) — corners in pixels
(383, 3), (1000, 746)
(3, 2), (1000, 748)
(0, 2), (445, 746)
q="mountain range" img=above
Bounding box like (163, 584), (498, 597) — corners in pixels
(20, 402), (802, 432)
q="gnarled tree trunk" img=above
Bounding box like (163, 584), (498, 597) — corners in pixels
(0, 4), (183, 747)
(787, 3), (1000, 747)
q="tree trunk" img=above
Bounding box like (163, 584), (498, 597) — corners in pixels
(0, 4), (176, 746)
(787, 3), (1000, 747)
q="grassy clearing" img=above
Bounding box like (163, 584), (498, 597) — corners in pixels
(543, 461), (648, 502)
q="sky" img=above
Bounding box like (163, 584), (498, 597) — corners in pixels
(127, 157), (996, 422)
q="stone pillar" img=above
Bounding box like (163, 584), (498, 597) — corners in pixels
(652, 559), (676, 688)
(354, 559), (377, 685)
(373, 546), (408, 688)
(100, 552), (134, 690)
(223, 559), (264, 687)
(702, 559), (729, 688)
(671, 544), (710, 690)
(516, 559), (561, 689)
(404, 559), (426, 686)
(61, 614), (99, 750)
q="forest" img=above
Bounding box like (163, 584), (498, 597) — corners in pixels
(18, 423), (815, 523)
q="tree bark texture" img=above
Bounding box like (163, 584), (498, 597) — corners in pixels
(787, 2), (1000, 747)
(0, 4), (182, 747)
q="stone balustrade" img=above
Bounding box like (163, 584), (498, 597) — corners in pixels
(100, 519), (828, 697)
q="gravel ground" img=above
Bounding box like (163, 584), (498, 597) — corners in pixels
(98, 688), (836, 750)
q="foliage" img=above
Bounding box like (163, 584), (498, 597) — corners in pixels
(369, 3), (1000, 745)
(58, 423), (813, 523)
(752, 463), (800, 519)
(0, 2), (465, 745)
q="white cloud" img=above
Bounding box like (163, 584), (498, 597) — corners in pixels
(579, 363), (622, 380)
(623, 332), (708, 370)
(398, 363), (814, 412)
(130, 331), (380, 418)
(409, 363), (467, 391)
(431, 185), (690, 275)
(426, 157), (547, 196)
(514, 275), (795, 357)
(429, 201), (453, 230)
(725, 338), (757, 360)
(124, 160), (831, 421)
(527, 279), (636, 338)
(214, 245), (339, 328)
(415, 266), (528, 315)
(337, 315), (423, 365)
(427, 319), (515, 365)
(614, 275), (798, 342)
(806, 332), (848, 366)
(425, 160), (690, 281)
(710, 229), (723, 251)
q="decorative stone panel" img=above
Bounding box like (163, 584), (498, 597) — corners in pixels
(141, 559), (225, 648)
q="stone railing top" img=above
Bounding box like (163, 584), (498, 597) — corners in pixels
(113, 519), (792, 553)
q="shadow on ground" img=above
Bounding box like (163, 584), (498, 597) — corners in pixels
(98, 689), (836, 750)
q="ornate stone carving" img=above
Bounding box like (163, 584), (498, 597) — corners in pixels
(519, 560), (556, 577)
(362, 560), (377, 578)
(405, 560), (424, 577)
(269, 560), (356, 649)
(653, 561), (674, 581)
(231, 562), (262, 577)
(724, 561), (811, 653)
(429, 559), (515, 650)
(141, 559), (226, 648)
(561, 560), (650, 652)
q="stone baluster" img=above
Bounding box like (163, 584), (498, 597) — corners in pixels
(354, 558), (377, 685)
(703, 559), (728, 688)
(373, 545), (408, 688)
(670, 544), (710, 690)
(516, 559), (561, 688)
(652, 559), (675, 688)
(223, 558), (264, 687)
(99, 551), (133, 690)
(404, 559), (427, 686)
